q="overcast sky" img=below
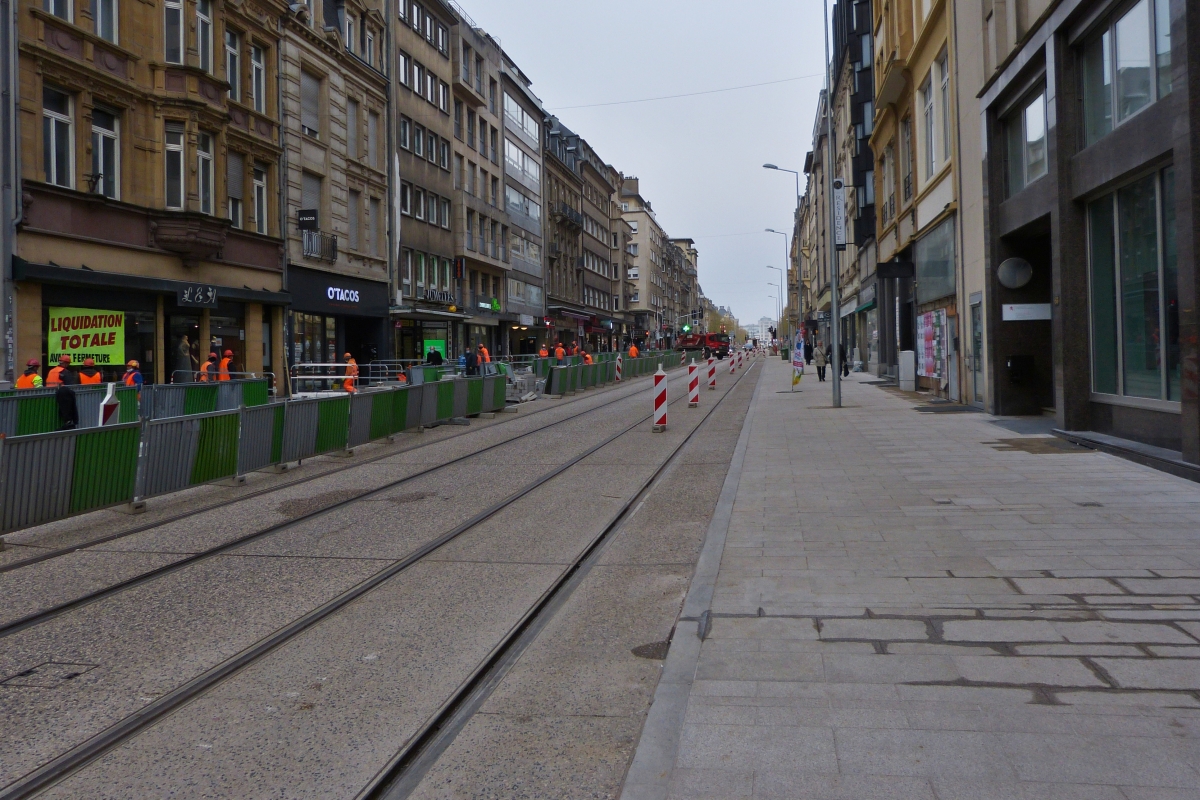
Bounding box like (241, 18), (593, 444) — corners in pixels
(459, 0), (829, 328)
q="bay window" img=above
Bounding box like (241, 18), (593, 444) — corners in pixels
(197, 132), (213, 214)
(165, 123), (185, 209)
(1082, 0), (1171, 146)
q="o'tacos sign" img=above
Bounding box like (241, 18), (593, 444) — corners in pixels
(327, 286), (361, 303)
(48, 307), (125, 365)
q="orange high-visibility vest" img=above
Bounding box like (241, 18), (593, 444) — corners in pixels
(79, 370), (102, 384)
(123, 371), (140, 386)
(583, 353), (593, 365)
(538, 347), (549, 357)
(554, 346), (565, 361)
(46, 366), (68, 387)
(218, 357), (232, 381)
(628, 345), (639, 358)
(15, 372), (39, 389)
(479, 347), (490, 363)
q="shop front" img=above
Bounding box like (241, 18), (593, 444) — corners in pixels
(287, 266), (390, 367)
(391, 286), (471, 363)
(15, 258), (288, 385)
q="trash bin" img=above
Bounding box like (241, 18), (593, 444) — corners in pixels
(781, 347), (790, 361)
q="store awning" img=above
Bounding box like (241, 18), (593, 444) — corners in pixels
(390, 305), (471, 321)
(548, 305), (590, 321)
(854, 299), (877, 314)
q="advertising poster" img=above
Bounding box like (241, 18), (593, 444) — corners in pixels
(916, 310), (945, 379)
(791, 333), (805, 389)
(422, 337), (446, 360)
(48, 307), (125, 366)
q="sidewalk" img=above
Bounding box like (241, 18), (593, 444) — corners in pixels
(623, 355), (1200, 799)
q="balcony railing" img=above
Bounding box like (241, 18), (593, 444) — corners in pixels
(902, 174), (912, 201)
(553, 202), (583, 229)
(303, 230), (337, 262)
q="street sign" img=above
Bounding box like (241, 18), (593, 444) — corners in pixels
(832, 179), (846, 251)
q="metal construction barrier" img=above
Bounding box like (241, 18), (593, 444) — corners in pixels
(419, 381), (440, 427)
(466, 377), (484, 416)
(238, 403), (285, 475)
(281, 398), (321, 463)
(0, 423), (141, 532)
(408, 365), (445, 385)
(348, 392), (375, 449)
(0, 385), (139, 436)
(451, 378), (469, 418)
(136, 410), (242, 500)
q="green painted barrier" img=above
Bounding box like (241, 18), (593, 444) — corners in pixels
(493, 374), (507, 409)
(314, 396), (351, 453)
(116, 387), (140, 423)
(69, 424), (140, 514)
(466, 378), (484, 415)
(390, 386), (411, 434)
(15, 395), (58, 436)
(191, 412), (240, 484)
(270, 403), (286, 463)
(436, 380), (454, 419)
(370, 391), (394, 439)
(242, 380), (270, 406)
(183, 384), (218, 415)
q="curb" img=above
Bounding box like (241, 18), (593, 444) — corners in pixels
(618, 358), (766, 800)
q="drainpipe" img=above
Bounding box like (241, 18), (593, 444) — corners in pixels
(1, 0), (17, 384)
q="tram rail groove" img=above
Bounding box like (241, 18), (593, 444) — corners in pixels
(0, 365), (692, 577)
(361, 359), (760, 800)
(0, 361), (756, 800)
(0, 366), (697, 641)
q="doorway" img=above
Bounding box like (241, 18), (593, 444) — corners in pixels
(971, 303), (984, 406)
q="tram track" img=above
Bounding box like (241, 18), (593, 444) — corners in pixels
(0, 357), (759, 800)
(0, 365), (698, 639)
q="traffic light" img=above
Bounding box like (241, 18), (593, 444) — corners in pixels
(682, 324), (691, 332)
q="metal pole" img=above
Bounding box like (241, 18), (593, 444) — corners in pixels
(823, 0), (841, 408)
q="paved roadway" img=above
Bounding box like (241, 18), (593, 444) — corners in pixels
(624, 356), (1200, 800)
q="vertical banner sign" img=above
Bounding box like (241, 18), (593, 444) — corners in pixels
(916, 310), (945, 379)
(48, 307), (125, 366)
(791, 333), (805, 390)
(832, 179), (847, 251)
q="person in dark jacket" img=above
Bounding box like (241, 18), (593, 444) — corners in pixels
(839, 342), (850, 377)
(804, 339), (813, 365)
(426, 348), (444, 366)
(464, 347), (480, 376)
(56, 384), (79, 430)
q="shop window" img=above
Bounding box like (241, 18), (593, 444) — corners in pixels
(42, 87), (73, 188)
(1088, 166), (1178, 400)
(165, 122), (184, 209)
(1082, 0), (1171, 146)
(1005, 91), (1047, 196)
(90, 107), (118, 199)
(251, 46), (266, 113)
(253, 164), (267, 234)
(197, 132), (213, 214)
(227, 151), (244, 227)
(96, 0), (117, 42)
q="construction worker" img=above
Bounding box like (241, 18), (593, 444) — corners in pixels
(46, 354), (77, 387)
(343, 352), (358, 394)
(583, 350), (593, 365)
(218, 349), (234, 381)
(554, 342), (566, 364)
(628, 342), (639, 359)
(78, 357), (103, 384)
(477, 342), (491, 363)
(15, 359), (43, 389)
(572, 342), (581, 356)
(538, 344), (549, 358)
(199, 352), (219, 381)
(123, 360), (144, 388)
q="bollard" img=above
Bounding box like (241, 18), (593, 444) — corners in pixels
(708, 356), (716, 390)
(688, 359), (699, 408)
(652, 365), (667, 432)
(616, 354), (623, 382)
(100, 383), (121, 426)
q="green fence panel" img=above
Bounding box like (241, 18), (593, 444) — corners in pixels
(183, 384), (218, 415)
(493, 374), (506, 409)
(69, 424), (140, 514)
(270, 403), (285, 463)
(242, 380), (269, 407)
(15, 395), (58, 436)
(190, 412), (240, 485)
(466, 378), (483, 415)
(370, 391), (394, 440)
(314, 396), (351, 453)
(435, 380), (455, 420)
(116, 387), (140, 422)
(391, 386), (410, 434)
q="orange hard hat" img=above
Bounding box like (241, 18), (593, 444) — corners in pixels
(59, 354), (72, 363)
(83, 358), (95, 366)
(209, 352), (218, 359)
(26, 358), (40, 367)
(126, 360), (139, 368)
(223, 349), (233, 357)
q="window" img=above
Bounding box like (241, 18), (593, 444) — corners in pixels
(427, 131), (436, 163)
(346, 99), (358, 160)
(164, 0), (183, 63)
(86, 107), (119, 198)
(196, 132), (213, 214)
(1088, 167), (1178, 400)
(416, 252), (425, 287)
(301, 171), (322, 222)
(467, 160), (475, 196)
(503, 92), (540, 141)
(400, 181), (411, 214)
(44, 0), (69, 21)
(414, 188), (425, 220)
(399, 116), (410, 149)
(42, 88), (72, 188)
(466, 210), (475, 250)
(454, 100), (462, 138)
(344, 13), (356, 53)
(426, 71), (436, 105)
(505, 185), (540, 221)
(413, 125), (424, 157)
(253, 165), (267, 234)
(920, 73), (935, 177)
(900, 117), (913, 200)
(438, 81), (449, 113)
(426, 193), (437, 226)
(914, 216), (955, 304)
(96, 0), (117, 42)
(461, 43), (471, 82)
(1083, 0), (1171, 146)
(196, 0), (213, 72)
(1005, 92), (1047, 196)
(413, 61), (424, 94)
(439, 140), (449, 169)
(300, 70), (321, 137)
(467, 110), (476, 149)
(453, 154), (462, 189)
(227, 151), (243, 226)
(222, 31), (241, 102)
(490, 128), (498, 164)
(441, 197), (450, 229)
(938, 52), (950, 167)
(165, 123), (184, 208)
(368, 110), (379, 167)
(410, 2), (420, 30)
(401, 249), (412, 291)
(348, 189), (360, 250)
(490, 175), (498, 206)
(365, 33), (374, 66)
(475, 56), (483, 93)
(398, 50), (411, 87)
(251, 46), (266, 112)
(504, 138), (539, 188)
(437, 24), (447, 55)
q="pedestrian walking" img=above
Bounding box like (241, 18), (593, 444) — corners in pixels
(199, 352), (218, 381)
(839, 342), (850, 378)
(342, 352), (358, 394)
(78, 357), (102, 384)
(46, 355), (77, 387)
(804, 339), (813, 365)
(218, 349), (234, 381)
(464, 347), (480, 376)
(16, 358), (42, 389)
(814, 341), (827, 382)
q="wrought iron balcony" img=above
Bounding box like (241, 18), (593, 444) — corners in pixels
(302, 230), (337, 262)
(553, 202), (583, 229)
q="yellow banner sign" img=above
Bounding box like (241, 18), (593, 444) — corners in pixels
(48, 307), (125, 366)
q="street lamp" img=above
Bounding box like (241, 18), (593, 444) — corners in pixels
(762, 164), (800, 206)
(764, 238), (788, 340)
(767, 280), (782, 338)
(765, 269), (784, 331)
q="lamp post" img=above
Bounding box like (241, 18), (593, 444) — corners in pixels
(767, 280), (781, 326)
(765, 262), (786, 342)
(762, 168), (801, 354)
(821, 0), (842, 408)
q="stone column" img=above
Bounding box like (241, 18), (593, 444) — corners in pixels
(244, 302), (263, 375)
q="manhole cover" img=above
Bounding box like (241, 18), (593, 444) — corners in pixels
(1, 662), (98, 688)
(631, 641), (670, 660)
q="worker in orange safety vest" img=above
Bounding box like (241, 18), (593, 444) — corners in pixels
(46, 355), (76, 387)
(218, 349), (234, 381)
(78, 358), (103, 384)
(342, 352), (358, 393)
(15, 359), (42, 389)
(628, 343), (639, 358)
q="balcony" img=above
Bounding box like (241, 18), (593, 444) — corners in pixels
(303, 230), (337, 262)
(552, 202), (583, 230)
(876, 51), (906, 107)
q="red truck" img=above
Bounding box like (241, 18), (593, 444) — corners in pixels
(676, 332), (731, 359)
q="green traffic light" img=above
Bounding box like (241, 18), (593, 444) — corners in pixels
(682, 324), (691, 332)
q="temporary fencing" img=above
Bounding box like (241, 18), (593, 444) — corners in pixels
(0, 375), (510, 534)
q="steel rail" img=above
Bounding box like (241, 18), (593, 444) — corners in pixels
(0, 365), (688, 576)
(0, 359), (753, 800)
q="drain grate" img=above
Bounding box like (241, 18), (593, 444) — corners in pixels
(1, 662), (98, 688)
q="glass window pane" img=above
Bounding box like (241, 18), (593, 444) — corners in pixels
(914, 216), (955, 304)
(1162, 167), (1179, 400)
(1005, 114), (1024, 196)
(1118, 173), (1161, 398)
(1082, 30), (1112, 145)
(54, 119), (71, 187)
(1115, 0), (1152, 122)
(1155, 0), (1171, 97)
(1089, 196), (1119, 394)
(1024, 94), (1046, 182)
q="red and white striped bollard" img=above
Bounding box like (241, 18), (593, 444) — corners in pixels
(652, 365), (667, 431)
(707, 356), (716, 390)
(729, 353), (736, 374)
(688, 359), (699, 407)
(615, 353), (623, 382)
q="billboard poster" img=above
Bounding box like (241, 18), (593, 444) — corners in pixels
(48, 307), (125, 366)
(916, 310), (945, 379)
